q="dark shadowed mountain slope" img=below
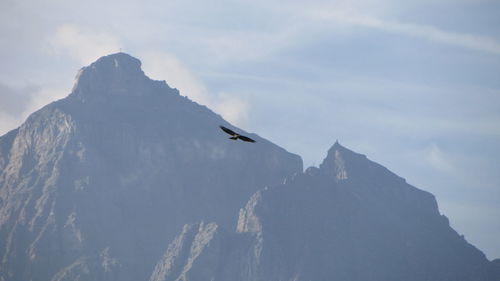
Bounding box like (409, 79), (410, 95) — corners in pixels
(153, 142), (500, 281)
(0, 53), (302, 281)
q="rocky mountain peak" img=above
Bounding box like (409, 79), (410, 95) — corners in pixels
(319, 141), (407, 185)
(70, 53), (159, 102)
(318, 140), (358, 180)
(0, 53), (303, 281)
(155, 137), (496, 281)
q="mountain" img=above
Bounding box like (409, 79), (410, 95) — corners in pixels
(1, 53), (498, 281)
(0, 53), (302, 281)
(151, 142), (500, 281)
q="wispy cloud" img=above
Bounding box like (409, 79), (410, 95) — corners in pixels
(0, 82), (67, 134)
(48, 24), (122, 65)
(24, 87), (67, 117)
(0, 82), (36, 134)
(140, 51), (211, 105)
(0, 83), (36, 116)
(310, 8), (500, 55)
(140, 50), (251, 126)
(212, 93), (250, 126)
(426, 143), (454, 172)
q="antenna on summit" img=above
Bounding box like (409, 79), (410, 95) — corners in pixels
(119, 48), (122, 53)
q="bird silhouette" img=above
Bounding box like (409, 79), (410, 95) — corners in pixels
(219, 126), (256, 143)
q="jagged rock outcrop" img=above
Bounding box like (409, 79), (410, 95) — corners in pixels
(157, 142), (499, 281)
(0, 53), (302, 281)
(149, 222), (260, 281)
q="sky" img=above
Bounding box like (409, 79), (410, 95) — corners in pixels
(1, 0), (499, 259)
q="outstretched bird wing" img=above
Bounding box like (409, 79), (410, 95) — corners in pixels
(220, 126), (237, 136)
(238, 135), (256, 143)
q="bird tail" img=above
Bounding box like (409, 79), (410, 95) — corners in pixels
(230, 136), (238, 140)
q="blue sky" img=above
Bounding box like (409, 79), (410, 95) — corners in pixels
(1, 0), (499, 258)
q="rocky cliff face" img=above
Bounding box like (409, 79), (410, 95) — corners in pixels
(0, 53), (302, 281)
(154, 143), (499, 281)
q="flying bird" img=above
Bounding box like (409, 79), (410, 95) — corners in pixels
(219, 126), (256, 143)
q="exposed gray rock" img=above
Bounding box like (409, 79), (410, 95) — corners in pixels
(0, 53), (302, 281)
(157, 143), (498, 281)
(150, 222), (259, 281)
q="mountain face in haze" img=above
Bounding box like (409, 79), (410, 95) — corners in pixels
(149, 143), (500, 281)
(0, 53), (302, 281)
(0, 53), (498, 281)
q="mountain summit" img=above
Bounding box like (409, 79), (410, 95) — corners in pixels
(71, 53), (149, 100)
(0, 53), (301, 281)
(0, 53), (498, 281)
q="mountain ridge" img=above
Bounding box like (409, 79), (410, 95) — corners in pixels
(0, 53), (498, 281)
(155, 140), (497, 281)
